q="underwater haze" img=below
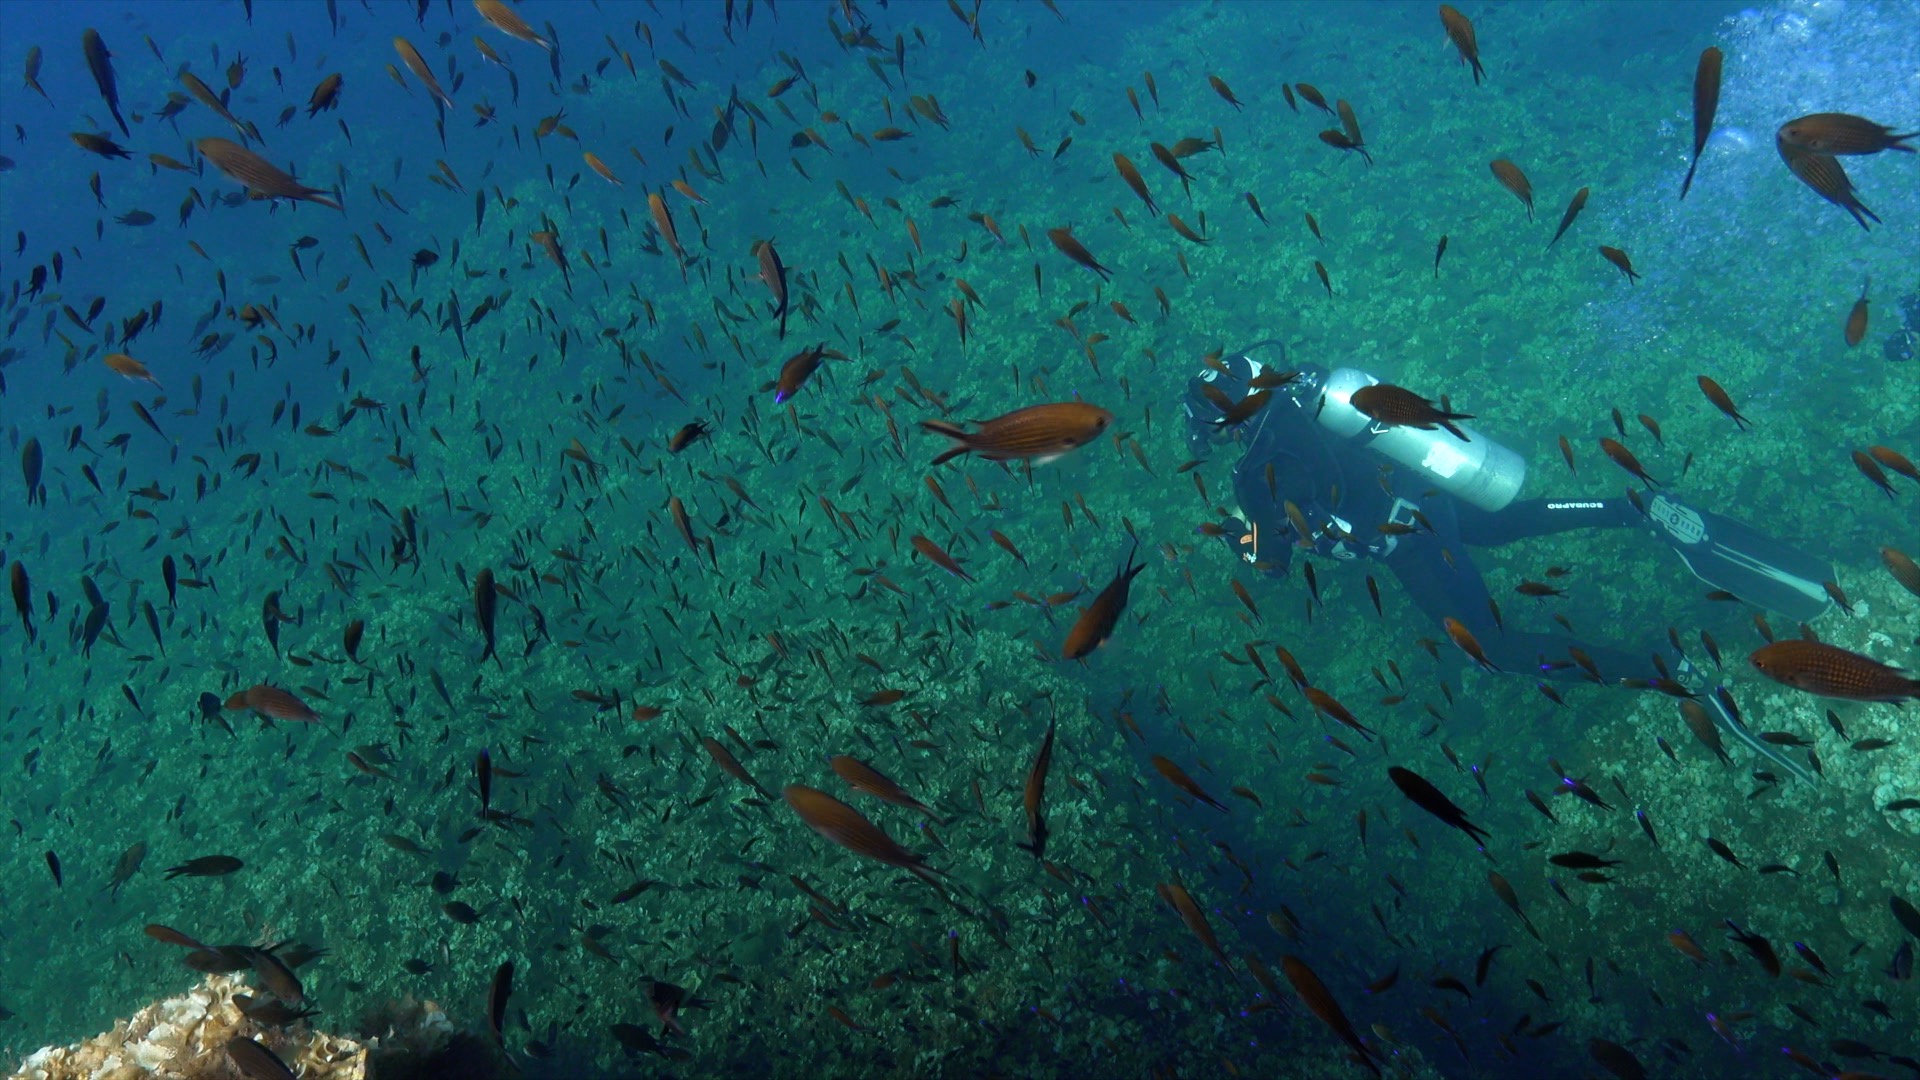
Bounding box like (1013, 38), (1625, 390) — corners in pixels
(2, 0), (1919, 1077)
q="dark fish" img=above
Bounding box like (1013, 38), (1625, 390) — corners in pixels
(1893, 895), (1920, 941)
(70, 132), (131, 159)
(488, 961), (514, 1043)
(668, 420), (712, 453)
(773, 343), (830, 403)
(307, 73), (343, 116)
(1597, 245), (1639, 284)
(1750, 640), (1920, 702)
(20, 437), (42, 505)
(1549, 851), (1624, 869)
(1778, 112), (1917, 156)
(106, 840), (146, 898)
(1438, 4), (1486, 85)
(1724, 919), (1780, 976)
(1281, 955), (1382, 1075)
(81, 29), (129, 136)
(474, 567), (498, 663)
(1679, 47), (1722, 199)
(1679, 700), (1732, 765)
(1389, 765), (1489, 845)
(165, 855), (243, 878)
(1016, 719), (1056, 857)
(921, 402), (1114, 465)
(1061, 544), (1144, 659)
(1433, 234), (1447, 278)
(9, 562), (32, 642)
(1350, 384), (1472, 440)
(476, 748), (493, 815)
(1589, 1037), (1646, 1080)
(1489, 159), (1533, 219)
(45, 850), (61, 886)
(226, 1037), (297, 1080)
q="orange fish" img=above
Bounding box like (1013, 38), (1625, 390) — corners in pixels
(703, 737), (770, 798)
(1777, 112), (1917, 156)
(1777, 138), (1879, 230)
(1150, 754), (1228, 812)
(1597, 245), (1640, 284)
(754, 240), (790, 338)
(473, 0), (553, 51)
(1680, 47), (1723, 199)
(1281, 955), (1383, 1074)
(1159, 882), (1231, 974)
(1350, 384), (1472, 440)
(103, 352), (161, 388)
(1443, 617), (1499, 672)
(583, 152), (622, 186)
(1113, 153), (1158, 216)
(224, 684), (320, 723)
(1061, 545), (1145, 660)
(1844, 279), (1869, 347)
(920, 402), (1113, 465)
(909, 534), (973, 582)
(393, 36), (453, 109)
(1438, 4), (1485, 85)
(1207, 74), (1241, 109)
(1695, 375), (1750, 429)
(830, 755), (940, 820)
(1015, 720), (1056, 858)
(197, 138), (341, 210)
(784, 785), (946, 888)
(648, 191), (686, 277)
(1749, 640), (1920, 702)
(1598, 437), (1659, 487)
(1046, 227), (1111, 280)
(1882, 546), (1920, 599)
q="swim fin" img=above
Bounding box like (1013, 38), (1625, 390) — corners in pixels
(1648, 495), (1835, 624)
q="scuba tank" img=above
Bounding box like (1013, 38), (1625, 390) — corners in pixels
(1315, 368), (1527, 512)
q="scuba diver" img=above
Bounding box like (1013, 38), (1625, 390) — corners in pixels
(1185, 341), (1836, 780)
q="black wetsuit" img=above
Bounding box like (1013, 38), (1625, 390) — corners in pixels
(1189, 347), (1657, 684)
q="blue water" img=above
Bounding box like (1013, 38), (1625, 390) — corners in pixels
(3, 1), (1918, 1077)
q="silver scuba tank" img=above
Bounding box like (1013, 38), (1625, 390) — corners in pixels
(1315, 367), (1527, 512)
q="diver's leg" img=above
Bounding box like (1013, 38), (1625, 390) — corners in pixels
(1455, 496), (1640, 547)
(1386, 530), (1652, 683)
